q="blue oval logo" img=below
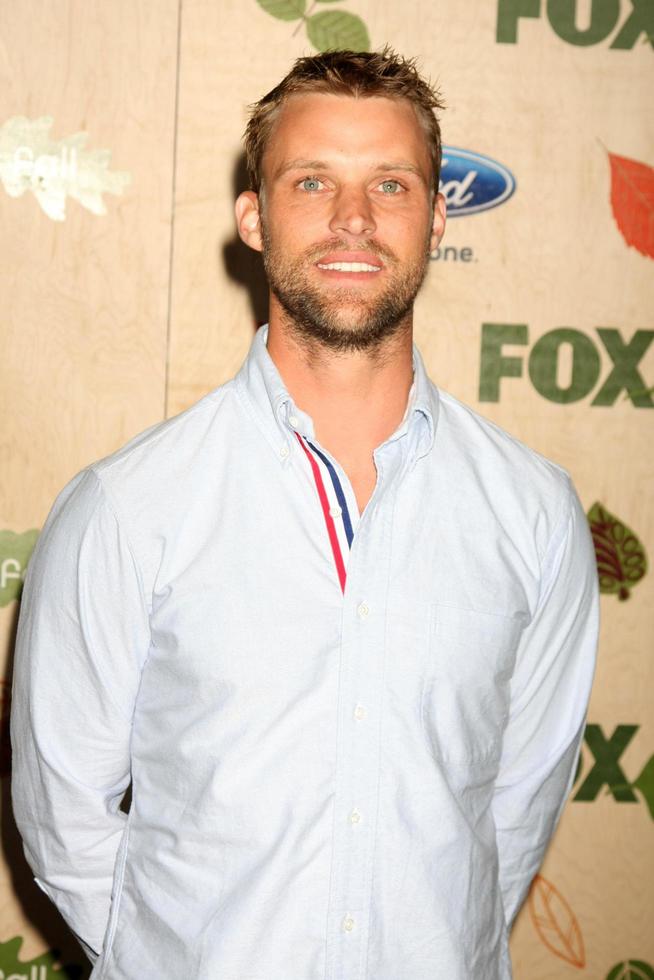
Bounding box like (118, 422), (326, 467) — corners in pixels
(439, 147), (516, 217)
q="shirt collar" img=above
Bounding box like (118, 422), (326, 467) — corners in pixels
(235, 324), (438, 465)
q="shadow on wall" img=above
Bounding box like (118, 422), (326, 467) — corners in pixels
(1, 603), (90, 978)
(222, 152), (269, 332)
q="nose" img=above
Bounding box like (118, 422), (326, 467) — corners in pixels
(328, 186), (376, 240)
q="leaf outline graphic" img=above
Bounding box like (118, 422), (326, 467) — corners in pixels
(528, 874), (585, 968)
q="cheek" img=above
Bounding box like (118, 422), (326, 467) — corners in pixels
(266, 201), (328, 250)
(385, 211), (431, 257)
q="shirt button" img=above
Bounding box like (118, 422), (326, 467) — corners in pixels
(349, 808), (362, 824)
(353, 704), (366, 720)
(342, 915), (355, 932)
(288, 415), (299, 427)
(357, 602), (370, 619)
(329, 505), (342, 517)
(279, 445), (289, 458)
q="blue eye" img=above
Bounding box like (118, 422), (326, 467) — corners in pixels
(380, 180), (402, 194)
(301, 177), (322, 192)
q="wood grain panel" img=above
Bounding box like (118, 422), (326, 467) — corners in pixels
(0, 1), (179, 527)
(0, 0), (180, 967)
(0, 0), (651, 973)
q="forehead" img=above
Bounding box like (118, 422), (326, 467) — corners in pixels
(262, 92), (431, 177)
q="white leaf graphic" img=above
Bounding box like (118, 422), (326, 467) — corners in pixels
(0, 116), (130, 220)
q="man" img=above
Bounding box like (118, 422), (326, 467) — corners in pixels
(12, 49), (598, 979)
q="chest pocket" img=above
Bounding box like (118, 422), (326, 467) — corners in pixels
(422, 603), (524, 767)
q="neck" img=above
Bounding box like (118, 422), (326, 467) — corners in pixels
(265, 301), (415, 457)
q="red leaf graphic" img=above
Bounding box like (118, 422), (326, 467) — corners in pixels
(608, 151), (654, 260)
(528, 874), (585, 968)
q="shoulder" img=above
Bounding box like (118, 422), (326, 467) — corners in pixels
(436, 386), (572, 505)
(40, 380), (240, 549)
(430, 386), (578, 563)
(90, 381), (236, 489)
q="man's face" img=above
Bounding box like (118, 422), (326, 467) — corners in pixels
(238, 92), (446, 353)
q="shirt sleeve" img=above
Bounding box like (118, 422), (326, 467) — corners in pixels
(10, 468), (151, 962)
(491, 477), (599, 929)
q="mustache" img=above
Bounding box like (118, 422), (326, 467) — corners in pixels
(302, 238), (398, 264)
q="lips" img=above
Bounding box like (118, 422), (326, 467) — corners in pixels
(317, 261), (382, 272)
(315, 251), (383, 274)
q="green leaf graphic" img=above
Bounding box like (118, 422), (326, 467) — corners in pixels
(0, 936), (84, 978)
(256, 0), (306, 20)
(606, 960), (654, 980)
(306, 10), (370, 51)
(587, 502), (647, 600)
(0, 529), (39, 606)
(632, 756), (654, 820)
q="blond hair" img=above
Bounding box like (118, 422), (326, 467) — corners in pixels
(244, 47), (445, 194)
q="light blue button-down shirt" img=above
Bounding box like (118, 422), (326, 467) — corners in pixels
(11, 324), (599, 980)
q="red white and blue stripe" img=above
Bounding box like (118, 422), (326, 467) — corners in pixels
(294, 431), (357, 593)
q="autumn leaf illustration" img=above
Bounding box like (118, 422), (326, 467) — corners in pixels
(608, 151), (654, 260)
(606, 960), (654, 980)
(587, 502), (648, 600)
(528, 875), (585, 968)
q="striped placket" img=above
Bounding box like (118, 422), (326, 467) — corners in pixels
(294, 431), (358, 592)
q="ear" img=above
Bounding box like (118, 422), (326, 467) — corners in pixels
(235, 191), (263, 252)
(429, 192), (446, 253)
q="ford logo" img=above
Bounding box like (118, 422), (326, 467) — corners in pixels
(439, 147), (516, 217)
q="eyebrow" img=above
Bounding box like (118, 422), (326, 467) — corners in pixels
(273, 159), (329, 179)
(375, 162), (427, 185)
(273, 158), (427, 185)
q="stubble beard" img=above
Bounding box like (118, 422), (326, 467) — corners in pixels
(260, 219), (432, 354)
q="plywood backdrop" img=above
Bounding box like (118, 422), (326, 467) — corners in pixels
(1, 1), (652, 977)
